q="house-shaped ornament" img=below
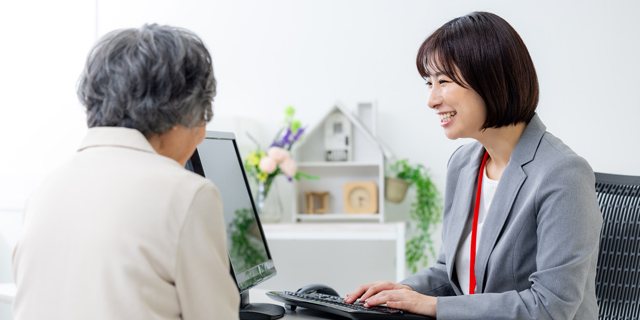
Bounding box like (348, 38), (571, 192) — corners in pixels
(291, 101), (394, 223)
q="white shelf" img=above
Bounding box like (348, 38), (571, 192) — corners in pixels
(294, 213), (380, 222)
(297, 161), (380, 168)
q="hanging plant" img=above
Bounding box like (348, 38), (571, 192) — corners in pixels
(388, 159), (442, 274)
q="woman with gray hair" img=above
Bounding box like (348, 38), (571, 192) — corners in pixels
(12, 24), (240, 320)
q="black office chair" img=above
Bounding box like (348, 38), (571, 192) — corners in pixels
(594, 172), (640, 319)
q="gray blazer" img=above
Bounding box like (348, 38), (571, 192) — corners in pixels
(401, 114), (602, 319)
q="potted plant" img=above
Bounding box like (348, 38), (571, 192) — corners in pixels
(386, 159), (442, 274)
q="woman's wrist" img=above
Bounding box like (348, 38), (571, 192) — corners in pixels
(432, 297), (438, 316)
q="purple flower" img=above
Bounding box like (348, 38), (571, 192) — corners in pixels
(279, 126), (292, 148)
(292, 127), (305, 142)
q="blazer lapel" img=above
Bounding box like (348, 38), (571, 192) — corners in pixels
(445, 145), (484, 294)
(474, 162), (526, 292)
(474, 114), (546, 292)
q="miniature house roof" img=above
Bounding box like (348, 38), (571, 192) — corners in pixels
(296, 101), (395, 160)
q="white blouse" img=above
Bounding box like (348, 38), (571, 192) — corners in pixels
(455, 165), (500, 295)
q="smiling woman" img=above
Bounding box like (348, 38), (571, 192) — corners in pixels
(344, 11), (602, 320)
(417, 12), (539, 131)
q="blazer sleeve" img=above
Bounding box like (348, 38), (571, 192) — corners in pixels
(436, 156), (602, 320)
(400, 145), (466, 297)
(175, 183), (240, 320)
(400, 244), (456, 297)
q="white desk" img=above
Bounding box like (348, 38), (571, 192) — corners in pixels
(0, 284), (342, 319)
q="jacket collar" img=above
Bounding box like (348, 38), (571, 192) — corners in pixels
(78, 127), (157, 154)
(509, 113), (546, 167)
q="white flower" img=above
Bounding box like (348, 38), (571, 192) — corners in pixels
(268, 147), (290, 163)
(259, 156), (277, 174)
(280, 158), (297, 178)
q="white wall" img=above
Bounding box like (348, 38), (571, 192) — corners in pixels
(0, 1), (96, 318)
(1, 0), (639, 316)
(0, 0), (96, 212)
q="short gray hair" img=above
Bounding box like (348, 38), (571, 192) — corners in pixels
(77, 24), (215, 135)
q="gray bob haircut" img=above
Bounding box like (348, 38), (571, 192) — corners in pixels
(77, 24), (215, 135)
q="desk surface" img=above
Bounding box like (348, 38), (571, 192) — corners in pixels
(0, 284), (344, 319)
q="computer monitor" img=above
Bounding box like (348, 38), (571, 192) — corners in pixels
(185, 131), (284, 320)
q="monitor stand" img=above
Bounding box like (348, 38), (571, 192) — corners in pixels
(239, 290), (285, 320)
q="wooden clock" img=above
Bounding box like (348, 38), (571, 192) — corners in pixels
(343, 181), (378, 214)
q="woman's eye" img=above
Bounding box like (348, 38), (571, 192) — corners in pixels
(425, 81), (433, 87)
(439, 80), (449, 84)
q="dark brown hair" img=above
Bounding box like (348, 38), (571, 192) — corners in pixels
(417, 12), (539, 128)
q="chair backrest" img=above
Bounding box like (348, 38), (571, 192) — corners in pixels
(594, 172), (640, 319)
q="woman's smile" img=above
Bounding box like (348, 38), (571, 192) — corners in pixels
(438, 111), (457, 126)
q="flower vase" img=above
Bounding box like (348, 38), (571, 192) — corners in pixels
(256, 179), (283, 223)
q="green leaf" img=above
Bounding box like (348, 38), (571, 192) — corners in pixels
(295, 172), (320, 180)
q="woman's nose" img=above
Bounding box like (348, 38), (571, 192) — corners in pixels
(428, 86), (442, 109)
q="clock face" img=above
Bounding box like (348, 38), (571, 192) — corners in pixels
(343, 181), (378, 214)
(349, 188), (372, 209)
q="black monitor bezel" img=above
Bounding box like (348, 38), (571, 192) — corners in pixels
(186, 131), (277, 293)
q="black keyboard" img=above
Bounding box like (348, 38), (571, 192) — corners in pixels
(266, 291), (433, 320)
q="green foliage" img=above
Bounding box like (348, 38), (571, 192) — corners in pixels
(389, 159), (442, 274)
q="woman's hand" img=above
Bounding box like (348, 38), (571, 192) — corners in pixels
(364, 288), (437, 317)
(343, 281), (412, 304)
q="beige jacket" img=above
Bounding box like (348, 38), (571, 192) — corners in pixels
(12, 127), (240, 320)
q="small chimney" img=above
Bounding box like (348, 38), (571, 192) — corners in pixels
(357, 102), (377, 136)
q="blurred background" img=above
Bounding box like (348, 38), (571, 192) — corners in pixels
(1, 0), (639, 318)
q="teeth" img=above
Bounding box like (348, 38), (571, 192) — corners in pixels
(439, 111), (457, 122)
